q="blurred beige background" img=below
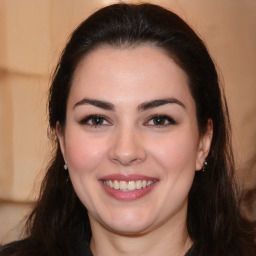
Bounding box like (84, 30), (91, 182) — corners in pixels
(0, 0), (255, 244)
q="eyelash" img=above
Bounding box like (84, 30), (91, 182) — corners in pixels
(79, 114), (177, 128)
(145, 115), (177, 127)
(79, 115), (111, 128)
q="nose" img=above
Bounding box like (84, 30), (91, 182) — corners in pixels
(108, 127), (147, 166)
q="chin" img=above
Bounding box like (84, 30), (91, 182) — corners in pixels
(99, 211), (156, 235)
(106, 222), (153, 235)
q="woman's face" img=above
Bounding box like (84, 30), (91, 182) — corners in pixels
(58, 46), (211, 235)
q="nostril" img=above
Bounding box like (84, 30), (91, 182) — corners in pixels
(108, 131), (147, 165)
(110, 154), (145, 166)
(108, 145), (147, 165)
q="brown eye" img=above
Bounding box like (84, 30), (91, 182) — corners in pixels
(91, 116), (104, 125)
(80, 115), (111, 127)
(147, 115), (176, 127)
(153, 116), (167, 125)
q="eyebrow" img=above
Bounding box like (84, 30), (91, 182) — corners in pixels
(73, 98), (115, 110)
(73, 97), (185, 111)
(137, 98), (186, 111)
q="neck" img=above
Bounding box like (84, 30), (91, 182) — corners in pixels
(89, 209), (192, 256)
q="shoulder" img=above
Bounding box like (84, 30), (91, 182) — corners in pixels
(0, 238), (93, 256)
(0, 240), (24, 256)
(0, 239), (45, 256)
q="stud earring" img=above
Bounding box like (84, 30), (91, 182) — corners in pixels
(64, 164), (70, 183)
(64, 164), (70, 182)
(202, 161), (207, 172)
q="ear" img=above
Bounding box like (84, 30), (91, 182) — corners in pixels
(56, 121), (67, 163)
(195, 119), (213, 171)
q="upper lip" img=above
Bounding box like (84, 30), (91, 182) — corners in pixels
(99, 174), (158, 182)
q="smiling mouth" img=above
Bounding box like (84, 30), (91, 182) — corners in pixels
(102, 180), (157, 191)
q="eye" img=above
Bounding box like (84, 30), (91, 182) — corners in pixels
(80, 115), (111, 127)
(146, 115), (176, 127)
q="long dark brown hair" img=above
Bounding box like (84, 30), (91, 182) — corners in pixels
(1, 3), (255, 256)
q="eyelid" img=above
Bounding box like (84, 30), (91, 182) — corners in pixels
(144, 114), (177, 127)
(79, 114), (112, 126)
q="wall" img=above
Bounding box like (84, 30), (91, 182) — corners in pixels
(0, 0), (255, 244)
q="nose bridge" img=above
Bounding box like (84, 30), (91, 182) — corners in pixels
(108, 123), (146, 165)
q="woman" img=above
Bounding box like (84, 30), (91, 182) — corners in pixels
(0, 3), (255, 256)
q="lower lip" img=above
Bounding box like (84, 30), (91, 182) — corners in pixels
(100, 182), (158, 201)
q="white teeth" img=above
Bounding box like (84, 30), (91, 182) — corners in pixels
(120, 181), (128, 190)
(128, 181), (136, 191)
(147, 181), (153, 186)
(109, 180), (114, 188)
(103, 179), (155, 191)
(136, 180), (142, 189)
(113, 180), (119, 189)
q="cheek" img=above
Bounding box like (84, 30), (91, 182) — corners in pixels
(149, 130), (198, 213)
(149, 129), (199, 174)
(63, 132), (111, 210)
(64, 130), (109, 177)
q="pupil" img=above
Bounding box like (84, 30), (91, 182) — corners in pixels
(93, 117), (102, 125)
(154, 117), (164, 125)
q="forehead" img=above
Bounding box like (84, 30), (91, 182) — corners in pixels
(69, 45), (194, 110)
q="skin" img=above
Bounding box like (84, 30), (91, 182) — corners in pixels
(57, 46), (212, 256)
